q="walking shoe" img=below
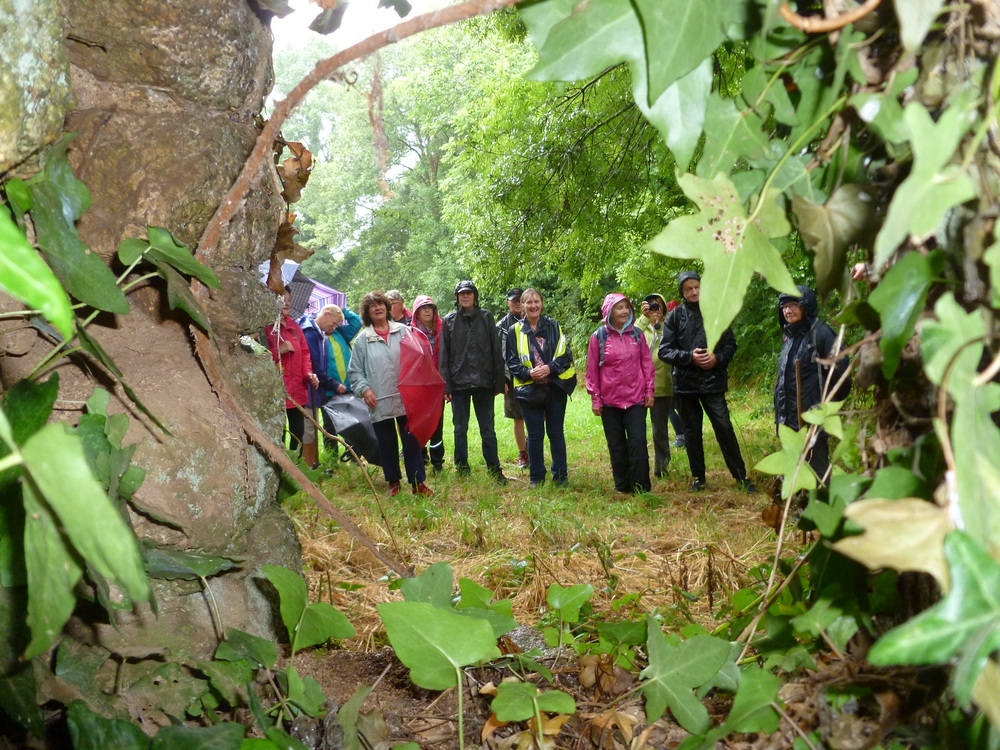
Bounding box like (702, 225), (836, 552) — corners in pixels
(517, 450), (529, 469)
(671, 436), (686, 449)
(388, 482), (401, 496)
(431, 464), (443, 475)
(737, 479), (758, 495)
(688, 479), (707, 493)
(413, 482), (434, 496)
(493, 472), (509, 487)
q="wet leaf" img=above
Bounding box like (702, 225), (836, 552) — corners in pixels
(215, 627), (278, 670)
(868, 250), (938, 378)
(755, 425), (818, 499)
(546, 583), (593, 623)
(833, 498), (951, 587)
(263, 727), (310, 750)
(377, 601), (499, 689)
(284, 665), (325, 717)
(640, 617), (730, 733)
(263, 565), (354, 653)
(66, 700), (149, 750)
(647, 171), (798, 349)
(697, 92), (771, 178)
(801, 400), (845, 440)
(0, 210), (74, 341)
(401, 561), (453, 608)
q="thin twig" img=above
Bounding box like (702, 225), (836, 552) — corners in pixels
(779, 0), (881, 33)
(772, 701), (819, 750)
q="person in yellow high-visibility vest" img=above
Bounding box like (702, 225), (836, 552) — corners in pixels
(504, 288), (576, 487)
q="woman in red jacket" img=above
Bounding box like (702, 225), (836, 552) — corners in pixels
(265, 288), (319, 455)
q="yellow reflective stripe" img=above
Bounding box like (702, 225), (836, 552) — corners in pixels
(512, 324), (575, 385)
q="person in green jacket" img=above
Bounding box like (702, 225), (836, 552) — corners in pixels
(637, 293), (674, 478)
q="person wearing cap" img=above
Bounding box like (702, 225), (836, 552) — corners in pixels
(658, 272), (757, 495)
(496, 287), (529, 470)
(411, 295), (446, 473)
(386, 290), (412, 326)
(439, 280), (508, 484)
(637, 292), (674, 478)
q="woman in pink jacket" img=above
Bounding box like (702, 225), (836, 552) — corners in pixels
(586, 293), (655, 495)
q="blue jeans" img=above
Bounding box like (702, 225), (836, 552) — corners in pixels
(450, 388), (501, 473)
(519, 388), (568, 485)
(373, 415), (425, 487)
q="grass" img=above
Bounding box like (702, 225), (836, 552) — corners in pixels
(284, 384), (795, 648)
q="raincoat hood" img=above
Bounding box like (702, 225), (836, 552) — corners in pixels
(601, 293), (634, 333)
(678, 271), (701, 307)
(412, 295), (439, 323)
(642, 293), (668, 316)
(777, 285), (815, 336)
(454, 280), (479, 309)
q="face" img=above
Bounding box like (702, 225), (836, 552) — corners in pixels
(522, 292), (543, 320)
(416, 306), (435, 326)
(610, 299), (631, 328)
(507, 297), (522, 316)
(457, 290), (475, 310)
(781, 301), (804, 324)
(390, 299), (404, 318)
(681, 279), (700, 304)
(281, 291), (292, 316)
(316, 311), (337, 334)
(369, 302), (388, 325)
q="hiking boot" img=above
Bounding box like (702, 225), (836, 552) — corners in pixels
(413, 482), (434, 496)
(688, 478), (707, 493)
(517, 450), (529, 469)
(388, 482), (401, 497)
(671, 436), (686, 449)
(737, 479), (758, 495)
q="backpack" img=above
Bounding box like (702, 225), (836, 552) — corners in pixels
(811, 319), (852, 401)
(594, 324), (643, 368)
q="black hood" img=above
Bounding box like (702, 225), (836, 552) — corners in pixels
(678, 271), (701, 305)
(454, 280), (479, 309)
(777, 285), (816, 335)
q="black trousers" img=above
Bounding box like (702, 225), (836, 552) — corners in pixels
(677, 392), (747, 483)
(286, 408), (304, 455)
(422, 403), (445, 469)
(601, 403), (651, 493)
(649, 395), (673, 476)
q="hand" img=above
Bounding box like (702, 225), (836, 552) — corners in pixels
(444, 393), (452, 403)
(308, 373), (319, 388)
(363, 389), (378, 408)
(644, 396), (655, 408)
(504, 383), (509, 395)
(692, 349), (716, 369)
(336, 384), (347, 394)
(530, 364), (551, 380)
(850, 262), (869, 281)
(278, 340), (294, 354)
(592, 406), (602, 416)
(640, 300), (650, 318)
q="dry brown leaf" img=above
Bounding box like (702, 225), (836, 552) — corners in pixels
(762, 503), (783, 530)
(528, 712), (572, 737)
(267, 252), (285, 295)
(480, 681), (498, 697)
(632, 725), (655, 750)
(482, 713), (510, 742)
(833, 498), (952, 588)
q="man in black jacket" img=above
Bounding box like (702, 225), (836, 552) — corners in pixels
(658, 271), (756, 494)
(496, 287), (529, 469)
(439, 280), (507, 483)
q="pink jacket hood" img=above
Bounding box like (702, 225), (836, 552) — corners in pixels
(412, 295), (440, 324)
(601, 292), (635, 333)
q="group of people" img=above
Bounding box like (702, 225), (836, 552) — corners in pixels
(265, 271), (847, 499)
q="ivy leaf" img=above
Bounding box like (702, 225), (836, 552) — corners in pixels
(894, 0), (947, 52)
(868, 250), (938, 378)
(919, 292), (986, 397)
(149, 722), (245, 749)
(295, 601), (355, 652)
(741, 65), (798, 126)
(149, 258), (212, 332)
(833, 498), (952, 588)
(66, 700), (150, 750)
(117, 238), (150, 266)
(632, 0), (727, 104)
(873, 100), (976, 271)
(215, 627), (278, 670)
(869, 531), (1000, 705)
(696, 92), (771, 178)
(196, 659), (254, 707)
(645, 59), (713, 172)
(546, 583), (594, 623)
(801, 401), (845, 440)
(725, 666), (780, 733)
(309, 5), (350, 35)
(492, 681), (575, 722)
(377, 601), (499, 689)
(0, 210), (75, 341)
(143, 546), (240, 580)
(262, 565), (309, 642)
(284, 665), (326, 717)
(146, 227), (220, 289)
(755, 425), (818, 500)
(647, 171), (798, 350)
(338, 685), (372, 750)
(21, 424), (149, 604)
(792, 185), (877, 299)
(400, 561), (454, 608)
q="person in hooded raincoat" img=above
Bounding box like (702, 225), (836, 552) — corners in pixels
(658, 272), (756, 494)
(586, 294), (655, 495)
(637, 292), (676, 478)
(411, 295), (446, 473)
(775, 286), (850, 482)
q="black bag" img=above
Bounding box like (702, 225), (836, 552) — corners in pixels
(516, 382), (551, 407)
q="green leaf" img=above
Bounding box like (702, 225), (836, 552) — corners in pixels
(0, 581), (44, 738)
(873, 101), (976, 271)
(791, 588), (845, 638)
(801, 494), (847, 538)
(149, 258), (212, 332)
(640, 617), (730, 733)
(596, 620), (647, 647)
(149, 722), (246, 750)
(262, 565), (308, 643)
(546, 583), (594, 623)
(0, 374), (60, 458)
(792, 185), (877, 298)
(22, 483), (84, 659)
(869, 531), (1000, 702)
(339, 685), (373, 750)
(117, 239), (149, 266)
(400, 561), (454, 608)
(492, 682), (536, 721)
(215, 628), (278, 670)
(5, 178), (33, 211)
(755, 425), (818, 499)
(801, 401), (845, 440)
(647, 171), (798, 350)
(66, 700), (150, 750)
(284, 665), (326, 716)
(696, 92), (771, 178)
(309, 5), (349, 34)
(866, 465), (928, 501)
(20, 423), (149, 605)
(724, 666), (780, 733)
(263, 727), (311, 750)
(296, 601), (355, 652)
(741, 65), (798, 126)
(535, 688), (576, 714)
(919, 292), (987, 395)
(456, 577), (493, 609)
(241, 741), (280, 750)
(0, 500), (27, 588)
(85, 387), (111, 417)
(195, 659), (254, 706)
(146, 227), (219, 288)
(0, 210), (75, 341)
(894, 0), (947, 51)
(143, 546), (239, 580)
(650, 60), (713, 172)
(633, 0), (726, 104)
(868, 250), (937, 378)
(377, 601), (500, 689)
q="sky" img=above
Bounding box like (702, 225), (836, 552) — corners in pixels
(271, 0), (444, 53)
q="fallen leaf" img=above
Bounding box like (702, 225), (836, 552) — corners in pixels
(481, 713), (510, 742)
(480, 681), (499, 697)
